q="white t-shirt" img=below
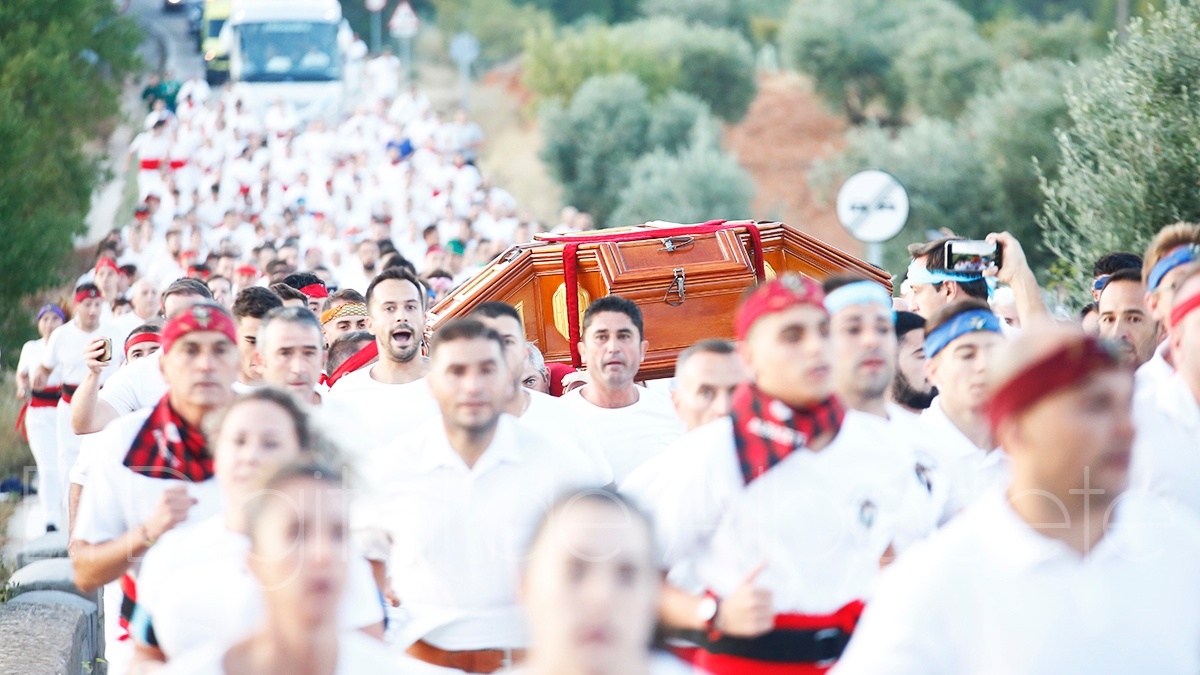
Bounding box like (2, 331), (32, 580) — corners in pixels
(134, 516), (384, 658)
(18, 339), (59, 387)
(326, 368), (439, 456)
(352, 415), (608, 652)
(832, 490), (1200, 675)
(1131, 372), (1200, 517)
(621, 411), (934, 615)
(1135, 340), (1173, 399)
(98, 350), (167, 417)
(72, 406), (222, 675)
(559, 386), (685, 483)
(162, 631), (419, 675)
(110, 311), (149, 345)
(914, 397), (1008, 523)
(73, 408), (222, 551)
(42, 320), (126, 386)
(520, 390), (614, 486)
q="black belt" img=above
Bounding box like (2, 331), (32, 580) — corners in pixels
(677, 626), (852, 665)
(32, 389), (61, 402)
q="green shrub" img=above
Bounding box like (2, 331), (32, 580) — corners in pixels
(609, 126), (754, 229)
(1038, 1), (1200, 288)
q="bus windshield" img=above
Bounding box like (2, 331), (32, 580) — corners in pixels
(236, 21), (340, 83)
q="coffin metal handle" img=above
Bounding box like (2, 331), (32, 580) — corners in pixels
(659, 236), (694, 253)
(664, 268), (686, 306)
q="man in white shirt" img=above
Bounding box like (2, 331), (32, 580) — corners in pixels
(622, 275), (934, 675)
(230, 286), (284, 393)
(70, 302), (239, 675)
(834, 325), (1200, 675)
(1135, 223), (1200, 394)
(32, 283), (126, 505)
(1132, 264), (1200, 516)
(889, 311), (935, 414)
(1097, 267), (1159, 368)
(72, 278), (210, 435)
(471, 302), (614, 486)
(327, 267), (436, 454)
(559, 296), (684, 482)
(254, 306), (325, 405)
(914, 299), (1007, 521)
(823, 276), (901, 421)
(905, 233), (1047, 329)
(353, 319), (607, 672)
(669, 339), (747, 432)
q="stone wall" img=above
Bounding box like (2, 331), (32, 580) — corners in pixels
(2, 532), (103, 675)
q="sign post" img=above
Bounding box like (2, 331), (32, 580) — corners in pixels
(389, 2), (420, 83)
(835, 170), (910, 268)
(449, 32), (480, 111)
(365, 0), (385, 53)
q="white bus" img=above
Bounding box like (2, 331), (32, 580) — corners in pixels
(221, 0), (353, 120)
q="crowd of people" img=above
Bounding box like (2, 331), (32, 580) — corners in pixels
(11, 58), (1200, 675)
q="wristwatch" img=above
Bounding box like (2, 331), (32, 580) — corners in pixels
(697, 590), (720, 639)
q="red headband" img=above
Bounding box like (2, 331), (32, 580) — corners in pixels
(124, 332), (162, 354)
(235, 264), (258, 277)
(74, 287), (101, 304)
(1170, 290), (1200, 329)
(734, 274), (826, 341)
(299, 283), (328, 299)
(161, 304), (238, 354)
(95, 257), (119, 274)
(986, 336), (1121, 432)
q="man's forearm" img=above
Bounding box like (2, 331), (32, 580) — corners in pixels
(660, 582), (707, 631)
(1010, 269), (1050, 327)
(71, 370), (104, 434)
(71, 527), (152, 592)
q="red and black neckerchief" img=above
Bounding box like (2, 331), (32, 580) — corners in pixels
(123, 396), (214, 482)
(730, 382), (846, 486)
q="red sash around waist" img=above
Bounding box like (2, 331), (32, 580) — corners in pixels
(168, 159), (187, 170)
(30, 388), (61, 408)
(139, 159), (162, 170)
(59, 384), (79, 404)
(693, 601), (865, 675)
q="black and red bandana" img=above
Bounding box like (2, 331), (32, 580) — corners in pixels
(123, 396), (214, 482)
(730, 382), (845, 486)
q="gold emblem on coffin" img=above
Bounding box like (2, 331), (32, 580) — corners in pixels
(552, 284), (592, 340)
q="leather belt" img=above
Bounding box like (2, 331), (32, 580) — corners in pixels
(406, 640), (525, 674)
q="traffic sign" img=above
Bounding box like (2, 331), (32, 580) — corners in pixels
(389, 2), (419, 38)
(365, 0), (385, 13)
(449, 32), (480, 66)
(835, 170), (909, 244)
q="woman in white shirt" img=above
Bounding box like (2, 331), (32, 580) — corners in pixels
(163, 463), (408, 675)
(15, 304), (66, 532)
(131, 389), (384, 672)
(520, 489), (694, 675)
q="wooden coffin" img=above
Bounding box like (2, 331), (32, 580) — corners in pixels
(429, 220), (888, 381)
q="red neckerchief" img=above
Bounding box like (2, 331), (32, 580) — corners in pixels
(123, 396), (214, 482)
(729, 383), (846, 485)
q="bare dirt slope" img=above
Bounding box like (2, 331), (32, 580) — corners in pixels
(723, 72), (862, 257)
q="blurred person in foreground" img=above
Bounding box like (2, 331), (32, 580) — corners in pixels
(834, 325), (1200, 675)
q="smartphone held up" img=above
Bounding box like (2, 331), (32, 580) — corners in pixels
(943, 240), (1001, 274)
